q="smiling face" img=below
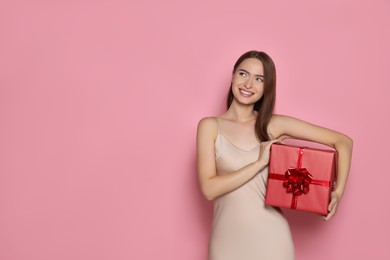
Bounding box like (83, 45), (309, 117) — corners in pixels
(231, 58), (265, 106)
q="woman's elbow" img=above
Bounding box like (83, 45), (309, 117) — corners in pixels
(204, 193), (215, 201)
(344, 134), (353, 149)
(200, 183), (216, 201)
(336, 134), (353, 150)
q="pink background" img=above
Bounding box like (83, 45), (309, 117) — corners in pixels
(1, 0), (389, 259)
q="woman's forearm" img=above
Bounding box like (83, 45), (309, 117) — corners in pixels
(202, 160), (267, 201)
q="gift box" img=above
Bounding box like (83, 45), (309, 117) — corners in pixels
(265, 143), (337, 215)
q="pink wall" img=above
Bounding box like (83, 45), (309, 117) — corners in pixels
(1, 0), (389, 259)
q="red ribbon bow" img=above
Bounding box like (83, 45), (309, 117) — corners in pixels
(283, 168), (313, 196)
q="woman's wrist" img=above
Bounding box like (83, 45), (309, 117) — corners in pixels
(254, 159), (267, 172)
(332, 188), (344, 199)
(334, 181), (346, 197)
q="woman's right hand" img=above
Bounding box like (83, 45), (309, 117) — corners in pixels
(257, 139), (282, 166)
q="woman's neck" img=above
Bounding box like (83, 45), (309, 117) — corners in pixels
(225, 100), (257, 123)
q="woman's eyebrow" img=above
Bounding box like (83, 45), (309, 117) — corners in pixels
(238, 69), (264, 77)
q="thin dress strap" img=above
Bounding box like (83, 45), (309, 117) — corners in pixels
(214, 117), (221, 134)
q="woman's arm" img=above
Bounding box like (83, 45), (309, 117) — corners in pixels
(268, 114), (353, 220)
(196, 117), (278, 201)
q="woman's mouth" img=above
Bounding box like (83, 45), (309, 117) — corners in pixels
(239, 89), (254, 97)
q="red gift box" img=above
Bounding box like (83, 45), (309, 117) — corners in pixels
(265, 143), (337, 215)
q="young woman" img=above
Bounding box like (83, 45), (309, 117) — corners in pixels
(196, 50), (353, 260)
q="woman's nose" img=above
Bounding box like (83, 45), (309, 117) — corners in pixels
(244, 78), (253, 88)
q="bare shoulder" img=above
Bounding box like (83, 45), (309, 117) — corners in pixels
(268, 114), (294, 139)
(198, 116), (217, 129)
(268, 114), (320, 140)
(197, 117), (218, 137)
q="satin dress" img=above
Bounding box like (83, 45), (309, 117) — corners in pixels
(208, 118), (295, 260)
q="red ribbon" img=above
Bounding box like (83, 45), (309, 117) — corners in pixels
(268, 147), (331, 209)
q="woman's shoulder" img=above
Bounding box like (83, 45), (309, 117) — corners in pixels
(197, 116), (219, 140)
(198, 112), (230, 129)
(268, 114), (294, 139)
(197, 116), (218, 131)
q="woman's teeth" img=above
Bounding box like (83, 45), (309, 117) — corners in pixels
(240, 89), (254, 97)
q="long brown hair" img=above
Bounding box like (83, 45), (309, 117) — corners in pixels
(226, 50), (276, 142)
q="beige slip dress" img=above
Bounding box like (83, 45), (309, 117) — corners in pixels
(208, 117), (295, 260)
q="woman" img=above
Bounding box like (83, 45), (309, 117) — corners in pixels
(196, 50), (353, 260)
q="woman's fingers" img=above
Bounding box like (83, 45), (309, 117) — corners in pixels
(321, 192), (340, 221)
(261, 139), (282, 149)
(258, 139), (284, 164)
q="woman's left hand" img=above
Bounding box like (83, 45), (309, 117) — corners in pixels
(321, 191), (342, 221)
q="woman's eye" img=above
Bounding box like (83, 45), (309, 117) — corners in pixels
(239, 72), (247, 77)
(256, 77), (264, 82)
